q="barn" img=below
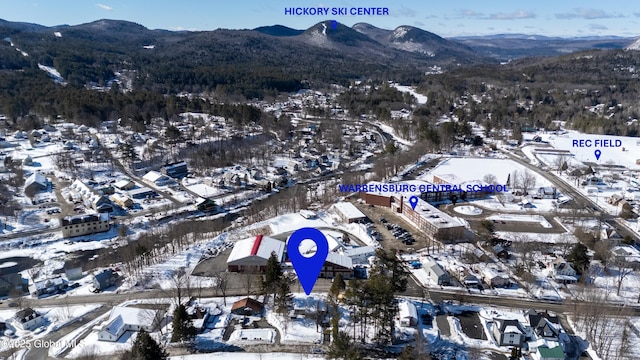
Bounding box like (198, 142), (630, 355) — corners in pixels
(227, 235), (285, 273)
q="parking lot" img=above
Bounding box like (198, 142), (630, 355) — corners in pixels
(351, 200), (441, 254)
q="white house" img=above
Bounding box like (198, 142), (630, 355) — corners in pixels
(492, 318), (525, 347)
(97, 306), (163, 342)
(13, 308), (44, 331)
(398, 301), (418, 327)
(142, 170), (173, 187)
(424, 258), (450, 285)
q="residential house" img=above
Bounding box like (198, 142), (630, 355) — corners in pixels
(534, 187), (557, 199)
(92, 269), (118, 291)
(398, 301), (418, 327)
(110, 193), (134, 208)
(475, 264), (510, 288)
(492, 318), (525, 347)
(98, 306), (163, 342)
(29, 277), (66, 297)
(195, 198), (217, 212)
(531, 345), (565, 360)
(424, 259), (450, 286)
(113, 179), (135, 191)
(231, 298), (264, 316)
(187, 306), (210, 332)
(549, 258), (578, 283)
(161, 161), (188, 179)
(142, 170), (173, 187)
(13, 308), (44, 331)
(222, 172), (241, 187)
(69, 179), (114, 212)
(525, 309), (562, 341)
(24, 172), (48, 197)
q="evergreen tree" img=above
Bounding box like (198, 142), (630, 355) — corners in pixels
(376, 249), (408, 292)
(567, 243), (590, 274)
(327, 331), (359, 360)
(262, 251), (282, 300)
(171, 304), (197, 343)
(274, 274), (293, 314)
(329, 273), (345, 302)
(477, 220), (496, 244)
(122, 329), (167, 360)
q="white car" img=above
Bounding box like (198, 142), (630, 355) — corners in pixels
(33, 326), (47, 334)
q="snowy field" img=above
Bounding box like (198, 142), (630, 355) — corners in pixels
(486, 214), (552, 228)
(534, 131), (640, 170)
(453, 205), (482, 215)
(425, 157), (554, 188)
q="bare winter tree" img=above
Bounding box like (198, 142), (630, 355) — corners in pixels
(482, 174), (497, 185)
(553, 154), (568, 174)
(612, 257), (637, 297)
(167, 267), (193, 306)
(518, 170), (537, 195)
(213, 270), (230, 306)
(571, 286), (632, 359)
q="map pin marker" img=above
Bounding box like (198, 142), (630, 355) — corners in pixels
(409, 195), (419, 210)
(287, 228), (329, 295)
(594, 149), (601, 161)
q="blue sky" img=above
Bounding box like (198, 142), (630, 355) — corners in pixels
(1, 0), (639, 37)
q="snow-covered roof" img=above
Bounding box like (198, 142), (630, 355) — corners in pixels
(398, 301), (417, 320)
(142, 170), (169, 183)
(110, 193), (131, 203)
(113, 179), (133, 189)
(325, 252), (353, 269)
(333, 202), (366, 221)
(102, 314), (125, 336)
(128, 187), (156, 196)
(109, 306), (159, 328)
(227, 235), (285, 264)
(407, 197), (463, 229)
(342, 246), (375, 258)
(425, 259), (447, 277)
(477, 264), (509, 280)
(25, 172), (47, 188)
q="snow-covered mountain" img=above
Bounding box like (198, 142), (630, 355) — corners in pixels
(625, 38), (640, 50)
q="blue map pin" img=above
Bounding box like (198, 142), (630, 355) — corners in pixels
(594, 149), (601, 160)
(409, 195), (419, 210)
(287, 228), (329, 295)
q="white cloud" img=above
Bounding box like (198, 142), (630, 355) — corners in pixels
(457, 9), (536, 20)
(489, 10), (536, 20)
(458, 9), (484, 18)
(588, 23), (608, 30)
(556, 8), (620, 20)
(96, 3), (113, 11)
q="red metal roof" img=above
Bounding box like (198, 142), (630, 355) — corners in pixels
(250, 234), (263, 256)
